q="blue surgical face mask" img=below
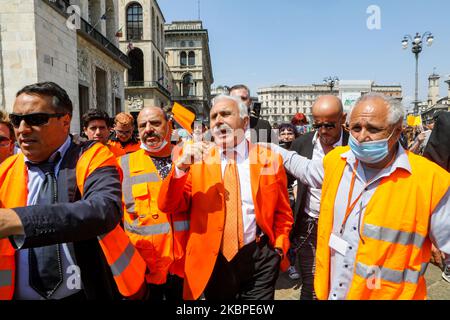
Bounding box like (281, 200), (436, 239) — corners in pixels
(349, 130), (395, 164)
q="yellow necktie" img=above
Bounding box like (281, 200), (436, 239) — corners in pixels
(221, 152), (244, 262)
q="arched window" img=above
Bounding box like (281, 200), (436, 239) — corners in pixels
(127, 3), (143, 40)
(182, 74), (194, 97)
(180, 52), (187, 66)
(128, 48), (144, 86)
(188, 51), (195, 66)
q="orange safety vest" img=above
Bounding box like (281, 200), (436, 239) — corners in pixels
(315, 146), (450, 300)
(0, 143), (146, 300)
(108, 140), (140, 158)
(119, 149), (189, 285)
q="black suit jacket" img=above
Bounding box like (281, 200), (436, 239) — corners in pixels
(423, 112), (450, 171)
(13, 138), (123, 299)
(250, 116), (274, 143)
(289, 130), (349, 237)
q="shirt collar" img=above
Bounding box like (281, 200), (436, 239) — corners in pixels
(219, 138), (248, 161)
(341, 142), (412, 174)
(24, 135), (71, 165)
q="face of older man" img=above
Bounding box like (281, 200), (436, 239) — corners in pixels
(349, 96), (402, 168)
(137, 107), (169, 150)
(312, 95), (345, 147)
(210, 98), (248, 149)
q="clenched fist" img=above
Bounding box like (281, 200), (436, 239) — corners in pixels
(175, 141), (212, 172)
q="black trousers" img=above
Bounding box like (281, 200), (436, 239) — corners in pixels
(203, 236), (281, 300)
(297, 214), (318, 300)
(147, 274), (184, 301)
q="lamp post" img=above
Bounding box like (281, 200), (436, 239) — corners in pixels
(324, 76), (339, 93)
(402, 32), (434, 115)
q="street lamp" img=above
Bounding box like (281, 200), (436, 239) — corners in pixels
(324, 76), (339, 93)
(401, 32), (434, 115)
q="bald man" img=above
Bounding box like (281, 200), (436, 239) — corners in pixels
(269, 93), (450, 300)
(117, 106), (189, 301)
(288, 95), (348, 300)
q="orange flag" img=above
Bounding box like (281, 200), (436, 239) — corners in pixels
(172, 102), (196, 134)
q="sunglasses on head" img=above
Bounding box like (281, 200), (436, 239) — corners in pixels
(312, 122), (336, 130)
(9, 112), (67, 128)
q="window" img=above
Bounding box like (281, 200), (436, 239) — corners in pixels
(128, 48), (144, 85)
(181, 41), (186, 47)
(180, 52), (187, 66)
(188, 51), (195, 66)
(189, 41), (195, 47)
(127, 4), (143, 40)
(182, 74), (194, 97)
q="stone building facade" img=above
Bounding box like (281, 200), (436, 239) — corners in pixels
(164, 21), (213, 120)
(118, 0), (173, 115)
(258, 84), (337, 125)
(258, 81), (402, 125)
(0, 0), (129, 133)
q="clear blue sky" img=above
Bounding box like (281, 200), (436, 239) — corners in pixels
(159, 0), (450, 111)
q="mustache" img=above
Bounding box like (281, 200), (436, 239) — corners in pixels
(212, 124), (233, 135)
(143, 132), (163, 140)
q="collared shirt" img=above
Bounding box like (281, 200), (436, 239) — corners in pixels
(14, 136), (82, 300)
(175, 139), (257, 245)
(304, 130), (343, 219)
(276, 142), (450, 300)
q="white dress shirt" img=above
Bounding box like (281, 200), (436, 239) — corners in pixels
(304, 131), (343, 219)
(175, 139), (257, 245)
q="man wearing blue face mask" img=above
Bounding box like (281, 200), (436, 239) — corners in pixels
(266, 93), (450, 300)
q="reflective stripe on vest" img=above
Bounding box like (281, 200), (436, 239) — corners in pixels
(109, 242), (136, 277)
(355, 261), (429, 284)
(0, 270), (12, 287)
(124, 221), (171, 236)
(174, 220), (190, 232)
(363, 224), (426, 248)
(97, 232), (143, 277)
(120, 155), (160, 213)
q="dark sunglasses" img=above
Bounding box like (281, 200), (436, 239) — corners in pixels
(312, 122), (336, 130)
(9, 113), (67, 128)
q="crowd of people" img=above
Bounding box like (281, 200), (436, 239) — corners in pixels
(0, 81), (448, 301)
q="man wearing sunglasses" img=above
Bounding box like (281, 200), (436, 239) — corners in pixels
(0, 82), (146, 300)
(108, 112), (140, 156)
(288, 95), (348, 300)
(0, 110), (15, 164)
(267, 93), (450, 300)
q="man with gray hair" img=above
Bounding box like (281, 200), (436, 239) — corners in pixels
(158, 94), (293, 300)
(267, 93), (450, 300)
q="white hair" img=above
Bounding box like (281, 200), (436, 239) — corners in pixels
(211, 94), (249, 119)
(351, 93), (405, 125)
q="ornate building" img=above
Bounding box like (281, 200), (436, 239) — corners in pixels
(118, 0), (173, 115)
(164, 21), (214, 120)
(258, 81), (402, 125)
(258, 84), (337, 125)
(0, 0), (129, 133)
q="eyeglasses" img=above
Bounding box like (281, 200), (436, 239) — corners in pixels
(9, 112), (67, 128)
(0, 136), (11, 147)
(115, 129), (132, 135)
(312, 122), (336, 130)
(240, 96), (250, 101)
